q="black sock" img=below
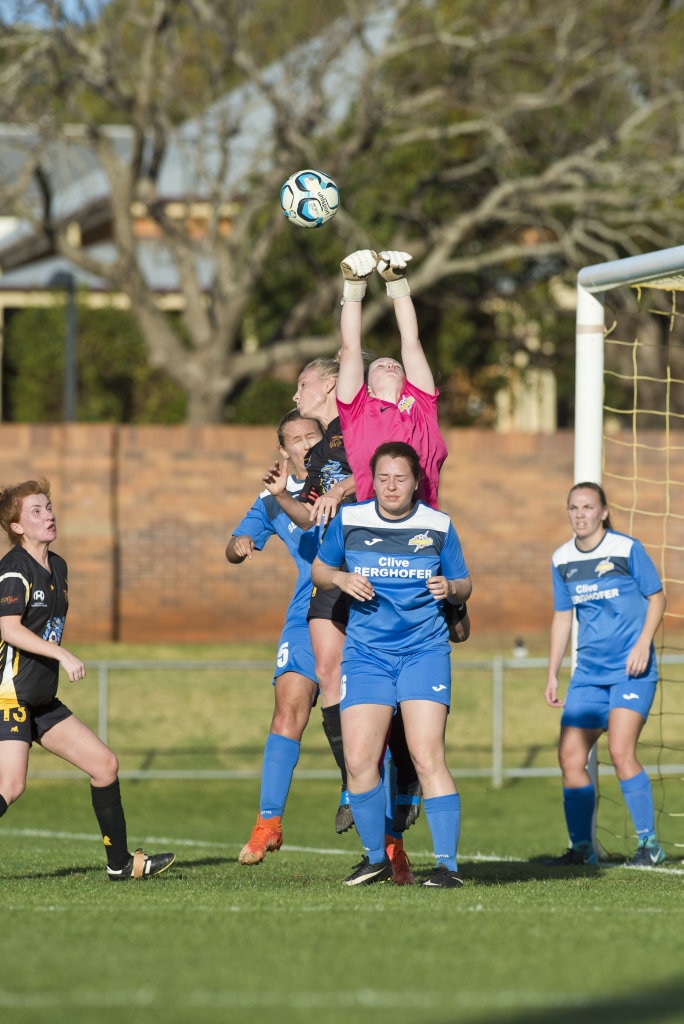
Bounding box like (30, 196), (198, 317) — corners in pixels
(0, 794), (7, 817)
(388, 708), (418, 791)
(91, 779), (129, 869)
(321, 703), (347, 790)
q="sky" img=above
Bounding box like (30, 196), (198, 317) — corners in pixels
(1, 0), (108, 26)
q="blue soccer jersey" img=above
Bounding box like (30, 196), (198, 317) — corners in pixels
(316, 499), (469, 653)
(551, 529), (663, 686)
(233, 477), (320, 629)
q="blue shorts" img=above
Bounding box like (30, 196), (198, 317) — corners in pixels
(340, 637), (452, 710)
(273, 622), (317, 687)
(0, 697), (73, 746)
(561, 675), (657, 730)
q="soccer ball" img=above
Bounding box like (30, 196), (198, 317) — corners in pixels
(280, 169), (340, 229)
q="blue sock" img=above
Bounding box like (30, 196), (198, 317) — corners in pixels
(620, 770), (656, 844)
(382, 749), (401, 840)
(424, 793), (461, 872)
(563, 784), (595, 847)
(349, 780), (386, 864)
(259, 733), (300, 819)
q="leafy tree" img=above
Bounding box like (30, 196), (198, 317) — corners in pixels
(1, 0), (684, 425)
(3, 302), (185, 422)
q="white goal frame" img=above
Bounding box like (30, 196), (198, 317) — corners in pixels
(575, 243), (684, 854)
(575, 243), (684, 483)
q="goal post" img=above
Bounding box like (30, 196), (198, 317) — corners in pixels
(576, 243), (684, 483)
(573, 243), (684, 859)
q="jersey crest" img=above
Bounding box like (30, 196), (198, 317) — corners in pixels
(408, 531), (434, 552)
(595, 558), (615, 577)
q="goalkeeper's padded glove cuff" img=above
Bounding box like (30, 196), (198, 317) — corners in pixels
(342, 279), (368, 302)
(386, 278), (411, 299)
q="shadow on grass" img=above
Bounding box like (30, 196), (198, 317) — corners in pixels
(436, 975), (684, 1024)
(3, 854), (232, 881)
(462, 859), (607, 885)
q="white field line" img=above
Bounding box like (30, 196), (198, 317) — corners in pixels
(4, 827), (684, 874)
(0, 988), (646, 1011)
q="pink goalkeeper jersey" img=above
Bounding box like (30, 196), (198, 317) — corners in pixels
(337, 380), (447, 508)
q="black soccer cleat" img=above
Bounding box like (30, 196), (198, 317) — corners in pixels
(107, 848), (176, 881)
(543, 845), (597, 867)
(343, 855), (392, 886)
(422, 864), (464, 889)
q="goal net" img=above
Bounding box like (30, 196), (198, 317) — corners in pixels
(576, 245), (684, 860)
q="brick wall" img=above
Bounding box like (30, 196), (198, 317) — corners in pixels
(1, 424), (681, 643)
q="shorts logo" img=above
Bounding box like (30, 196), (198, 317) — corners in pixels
(622, 692), (639, 701)
(408, 531), (433, 552)
(432, 684), (447, 692)
(340, 674), (347, 702)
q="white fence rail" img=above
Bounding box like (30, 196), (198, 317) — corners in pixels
(27, 657), (684, 787)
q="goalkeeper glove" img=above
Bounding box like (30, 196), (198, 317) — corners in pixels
(377, 250), (412, 298)
(340, 249), (378, 302)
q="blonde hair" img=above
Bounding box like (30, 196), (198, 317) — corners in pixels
(302, 357), (340, 381)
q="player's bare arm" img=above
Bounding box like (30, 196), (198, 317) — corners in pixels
(376, 251), (435, 394)
(0, 615), (85, 682)
(625, 589), (666, 677)
(545, 609), (573, 708)
(426, 575), (472, 603)
(225, 535), (256, 563)
(261, 458), (313, 531)
(308, 474), (356, 526)
(311, 558), (375, 602)
(338, 249), (377, 403)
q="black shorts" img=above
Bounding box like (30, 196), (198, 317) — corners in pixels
(0, 697), (73, 746)
(307, 585), (351, 626)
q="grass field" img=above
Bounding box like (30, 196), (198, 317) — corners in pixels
(2, 640), (684, 1024)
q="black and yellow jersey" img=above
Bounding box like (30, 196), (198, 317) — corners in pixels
(0, 546), (68, 707)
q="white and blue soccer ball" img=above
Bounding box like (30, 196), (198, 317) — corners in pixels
(280, 169), (340, 228)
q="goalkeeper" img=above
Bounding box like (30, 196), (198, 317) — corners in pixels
(337, 251), (468, 646)
(337, 249), (448, 511)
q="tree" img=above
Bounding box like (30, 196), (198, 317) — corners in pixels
(1, 0), (684, 424)
(3, 303), (186, 422)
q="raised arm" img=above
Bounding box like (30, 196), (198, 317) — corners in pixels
(261, 457), (316, 531)
(377, 251), (435, 394)
(337, 249), (377, 403)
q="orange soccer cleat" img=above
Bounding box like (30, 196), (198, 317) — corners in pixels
(239, 814), (283, 865)
(385, 835), (415, 885)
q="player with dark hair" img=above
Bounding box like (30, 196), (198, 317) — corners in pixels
(544, 481), (667, 867)
(312, 442), (472, 888)
(264, 360), (420, 884)
(227, 411), (325, 865)
(0, 479), (174, 881)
